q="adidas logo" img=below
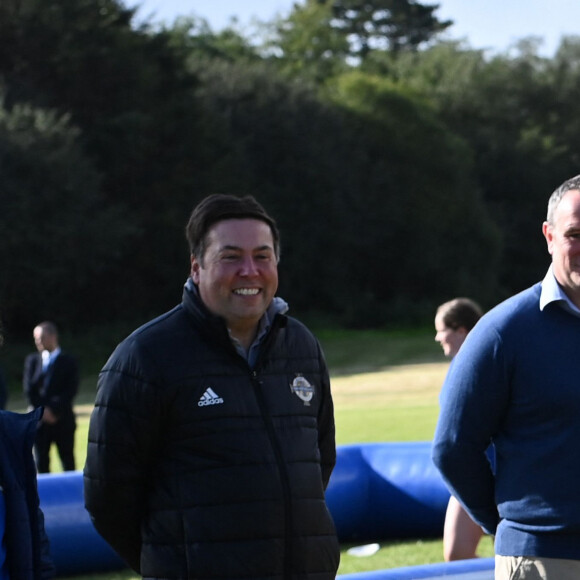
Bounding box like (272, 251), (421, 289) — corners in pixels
(198, 387), (224, 407)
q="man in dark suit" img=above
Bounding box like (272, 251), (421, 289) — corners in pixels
(23, 321), (79, 473)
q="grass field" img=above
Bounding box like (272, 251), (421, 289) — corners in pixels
(19, 328), (495, 578)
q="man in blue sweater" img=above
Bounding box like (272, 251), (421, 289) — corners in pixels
(432, 174), (580, 580)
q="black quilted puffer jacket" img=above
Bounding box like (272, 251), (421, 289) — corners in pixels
(83, 282), (339, 580)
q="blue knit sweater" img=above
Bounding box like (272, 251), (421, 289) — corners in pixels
(432, 281), (580, 559)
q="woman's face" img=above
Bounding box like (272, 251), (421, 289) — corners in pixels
(434, 315), (468, 359)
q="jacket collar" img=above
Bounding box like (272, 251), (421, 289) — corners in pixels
(181, 278), (288, 350)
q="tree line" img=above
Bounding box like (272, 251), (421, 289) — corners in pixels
(1, 0), (578, 337)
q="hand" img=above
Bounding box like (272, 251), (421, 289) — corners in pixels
(42, 407), (58, 425)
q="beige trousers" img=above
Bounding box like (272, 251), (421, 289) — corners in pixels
(495, 555), (580, 579)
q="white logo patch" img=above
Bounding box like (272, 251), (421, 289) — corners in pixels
(198, 387), (224, 407)
(290, 375), (314, 406)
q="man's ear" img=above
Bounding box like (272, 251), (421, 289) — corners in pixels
(542, 221), (554, 255)
(190, 255), (201, 283)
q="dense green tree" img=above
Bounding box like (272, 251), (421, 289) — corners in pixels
(324, 72), (501, 320)
(165, 16), (263, 67)
(0, 99), (131, 332)
(3, 0), (578, 331)
(267, 0), (350, 81)
(0, 0), (214, 321)
(546, 37), (580, 169)
(326, 0), (452, 57)
(385, 40), (579, 298)
(192, 60), (501, 324)
(267, 0), (451, 83)
(190, 59), (358, 315)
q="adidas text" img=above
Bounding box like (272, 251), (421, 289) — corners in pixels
(198, 387), (224, 407)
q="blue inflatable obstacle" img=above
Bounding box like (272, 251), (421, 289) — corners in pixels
(36, 442), (490, 577)
(326, 442), (451, 542)
(37, 471), (125, 576)
(339, 558), (494, 579)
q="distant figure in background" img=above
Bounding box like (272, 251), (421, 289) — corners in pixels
(23, 321), (79, 473)
(435, 297), (485, 561)
(0, 317), (55, 578)
(435, 298), (482, 360)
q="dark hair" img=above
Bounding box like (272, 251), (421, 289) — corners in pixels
(436, 298), (483, 332)
(185, 194), (280, 264)
(547, 174), (580, 224)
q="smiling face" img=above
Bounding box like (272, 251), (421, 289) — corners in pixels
(543, 189), (580, 308)
(434, 314), (468, 359)
(191, 218), (279, 344)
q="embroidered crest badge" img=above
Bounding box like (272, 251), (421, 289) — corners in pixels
(290, 374), (314, 406)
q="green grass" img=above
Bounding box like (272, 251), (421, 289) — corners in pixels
(318, 327), (443, 374)
(62, 536), (495, 580)
(23, 328), (496, 578)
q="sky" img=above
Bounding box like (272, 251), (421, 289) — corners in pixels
(127, 0), (580, 57)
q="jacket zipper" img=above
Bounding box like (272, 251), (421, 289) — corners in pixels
(249, 368), (294, 580)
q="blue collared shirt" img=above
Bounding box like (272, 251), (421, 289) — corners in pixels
(539, 264), (580, 318)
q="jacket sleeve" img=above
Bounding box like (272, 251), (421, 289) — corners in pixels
(431, 322), (507, 535)
(316, 343), (336, 490)
(83, 339), (164, 573)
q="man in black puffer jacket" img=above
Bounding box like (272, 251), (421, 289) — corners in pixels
(83, 194), (339, 579)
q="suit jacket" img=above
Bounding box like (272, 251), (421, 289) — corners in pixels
(23, 352), (79, 418)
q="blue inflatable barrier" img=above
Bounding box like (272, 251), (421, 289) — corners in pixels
(37, 442), (459, 576)
(339, 558), (494, 579)
(326, 442), (451, 542)
(37, 471), (125, 576)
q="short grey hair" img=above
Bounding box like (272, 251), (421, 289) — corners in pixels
(547, 174), (580, 224)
